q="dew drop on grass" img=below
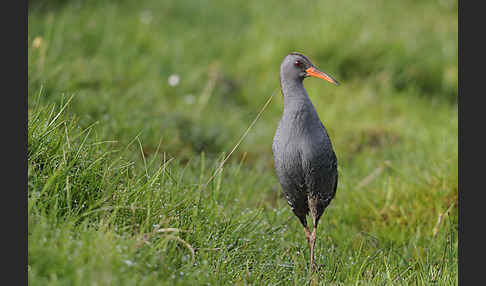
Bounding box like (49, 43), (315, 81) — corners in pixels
(168, 74), (180, 87)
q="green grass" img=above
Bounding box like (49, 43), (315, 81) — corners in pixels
(28, 0), (457, 285)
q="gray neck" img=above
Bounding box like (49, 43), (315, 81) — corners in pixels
(278, 76), (327, 140)
(281, 78), (312, 108)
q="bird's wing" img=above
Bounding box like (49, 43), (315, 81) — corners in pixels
(300, 133), (338, 203)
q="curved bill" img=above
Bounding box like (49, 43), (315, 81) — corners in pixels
(305, 66), (339, 85)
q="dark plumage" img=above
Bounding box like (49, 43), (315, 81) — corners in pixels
(272, 52), (339, 270)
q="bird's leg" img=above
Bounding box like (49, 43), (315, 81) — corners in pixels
(309, 226), (317, 272)
(304, 226), (311, 243)
(296, 213), (311, 246)
(309, 207), (322, 272)
(304, 225), (312, 259)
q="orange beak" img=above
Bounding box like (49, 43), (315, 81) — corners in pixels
(305, 66), (339, 85)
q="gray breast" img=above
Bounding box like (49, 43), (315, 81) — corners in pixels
(272, 100), (337, 213)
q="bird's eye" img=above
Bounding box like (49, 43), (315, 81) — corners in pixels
(294, 60), (303, 67)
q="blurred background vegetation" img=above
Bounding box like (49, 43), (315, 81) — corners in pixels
(28, 0), (457, 161)
(28, 0), (457, 284)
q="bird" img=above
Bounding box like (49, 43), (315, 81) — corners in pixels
(272, 52), (339, 271)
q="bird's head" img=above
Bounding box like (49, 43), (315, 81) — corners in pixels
(280, 52), (339, 85)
